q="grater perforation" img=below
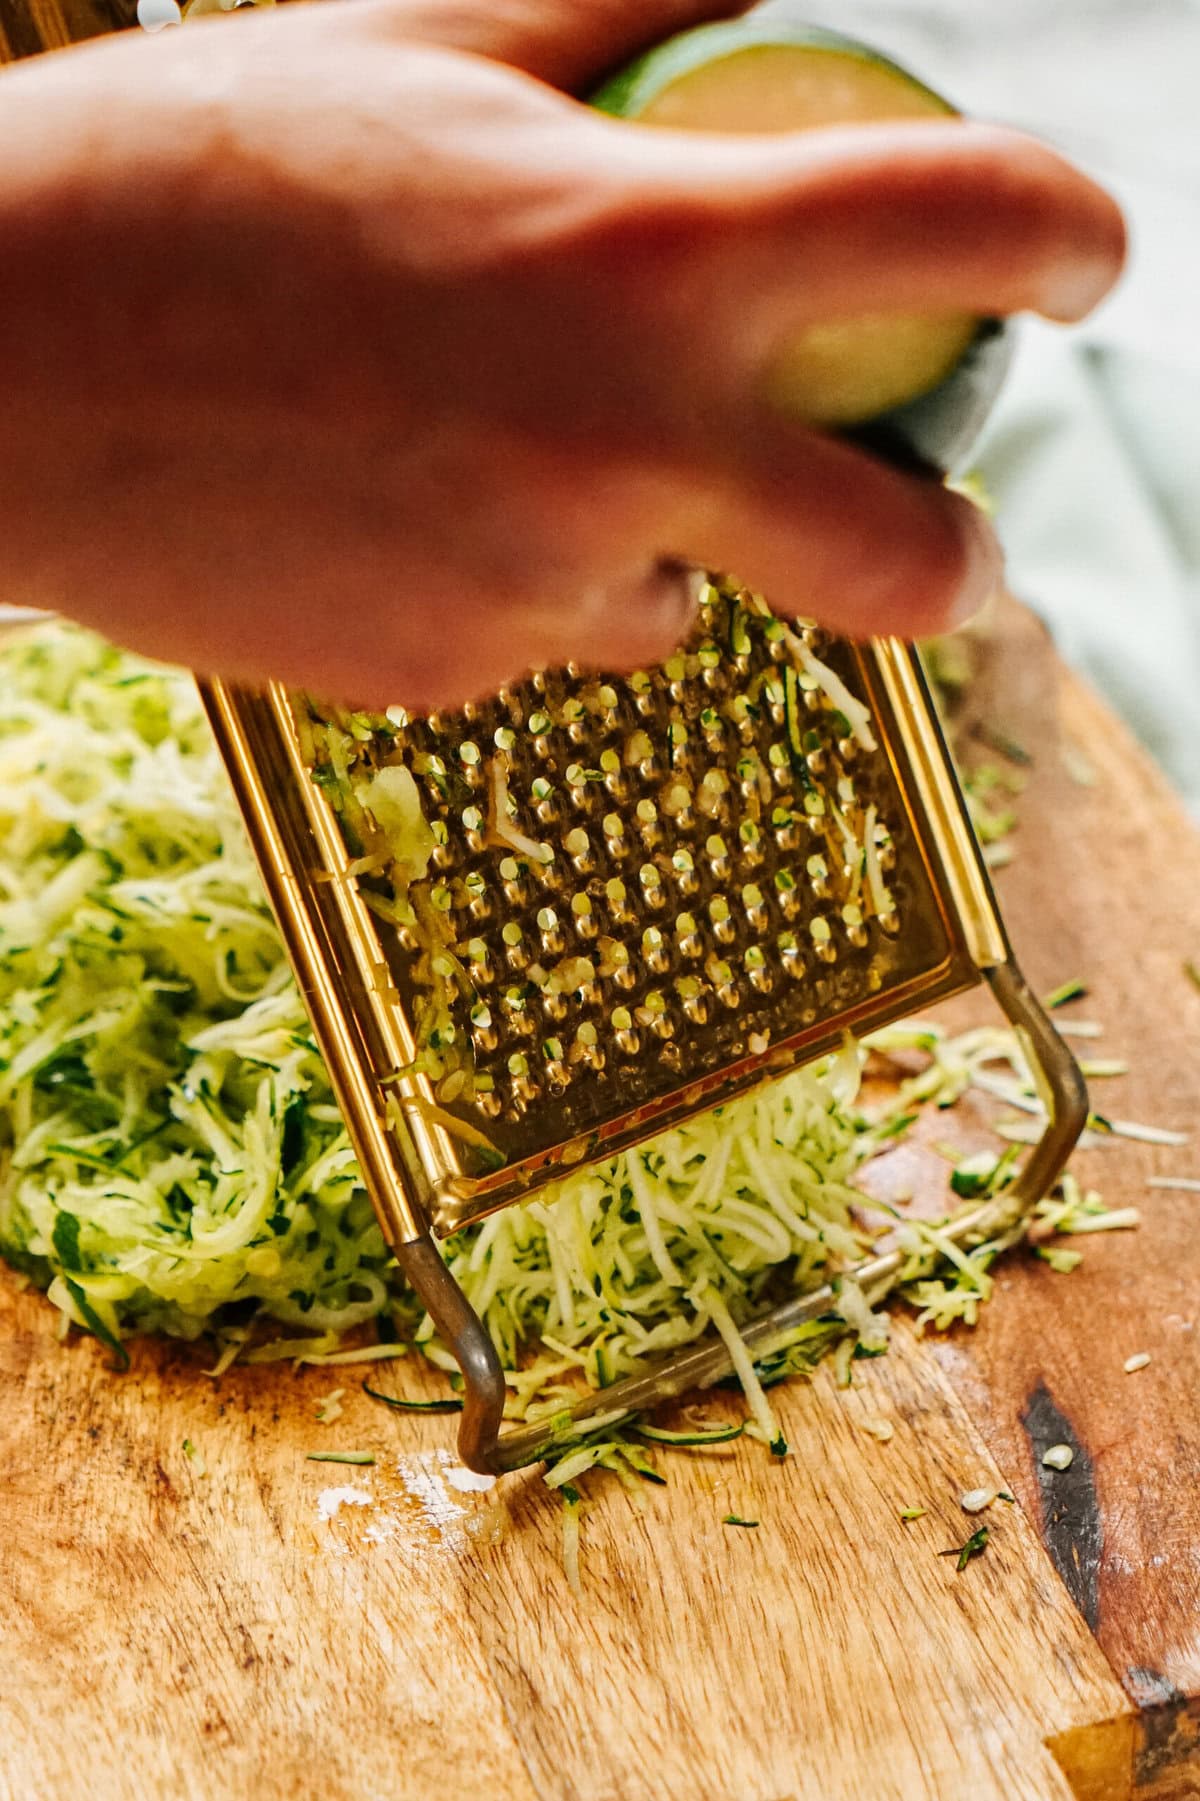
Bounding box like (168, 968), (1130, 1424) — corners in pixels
(300, 582), (934, 1168)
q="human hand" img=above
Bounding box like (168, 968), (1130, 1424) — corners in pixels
(0, 0), (1124, 706)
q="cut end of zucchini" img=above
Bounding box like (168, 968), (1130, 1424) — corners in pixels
(764, 310), (979, 431)
(593, 22), (1007, 457)
(626, 37), (954, 135)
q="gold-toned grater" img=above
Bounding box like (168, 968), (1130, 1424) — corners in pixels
(201, 579), (1087, 1473)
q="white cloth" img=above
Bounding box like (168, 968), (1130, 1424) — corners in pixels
(979, 331), (1200, 812)
(763, 0), (1200, 811)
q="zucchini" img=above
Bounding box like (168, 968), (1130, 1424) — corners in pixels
(592, 20), (1010, 470)
(362, 1381), (463, 1413)
(633, 1421), (744, 1447)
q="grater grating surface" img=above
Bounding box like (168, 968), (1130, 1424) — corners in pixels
(297, 579), (972, 1226)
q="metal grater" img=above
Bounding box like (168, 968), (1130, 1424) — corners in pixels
(4, 0), (1083, 1475)
(201, 577), (1086, 1473)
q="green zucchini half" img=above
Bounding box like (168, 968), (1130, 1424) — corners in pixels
(592, 19), (1011, 470)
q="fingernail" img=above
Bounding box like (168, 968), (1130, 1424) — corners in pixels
(950, 507), (1005, 628)
(1038, 260), (1118, 323)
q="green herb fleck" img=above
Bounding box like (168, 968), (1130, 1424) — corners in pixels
(899, 1507), (927, 1522)
(182, 1437), (207, 1476)
(940, 1525), (989, 1571)
(362, 1381), (462, 1413)
(306, 1450), (375, 1466)
(65, 1279), (129, 1370)
(723, 1514), (759, 1529)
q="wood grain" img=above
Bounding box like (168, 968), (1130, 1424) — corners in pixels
(0, 1310), (541, 1801)
(0, 1264), (1129, 1801)
(464, 1335), (1132, 1801)
(920, 600), (1200, 1709)
(0, 0), (131, 55)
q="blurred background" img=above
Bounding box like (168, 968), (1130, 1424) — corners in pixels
(1, 0), (1196, 811)
(765, 0), (1200, 815)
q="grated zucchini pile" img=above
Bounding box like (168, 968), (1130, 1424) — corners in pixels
(0, 624), (392, 1346)
(0, 625), (889, 1372)
(0, 622), (1129, 1428)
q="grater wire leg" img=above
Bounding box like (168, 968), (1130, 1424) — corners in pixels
(393, 1235), (509, 1475)
(981, 957), (1090, 1231)
(436, 956), (1088, 1475)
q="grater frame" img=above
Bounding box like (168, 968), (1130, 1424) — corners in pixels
(200, 618), (1087, 1475)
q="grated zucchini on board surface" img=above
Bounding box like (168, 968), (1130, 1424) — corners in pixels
(0, 624), (392, 1343)
(0, 623), (1125, 1430)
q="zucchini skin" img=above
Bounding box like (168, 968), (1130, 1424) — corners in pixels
(591, 20), (1012, 473)
(590, 19), (957, 122)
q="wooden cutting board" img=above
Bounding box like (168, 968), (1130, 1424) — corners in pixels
(3, 15), (1200, 1795)
(2, 591), (1198, 1801)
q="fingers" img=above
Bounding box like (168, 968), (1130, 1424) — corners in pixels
(351, 431), (1002, 711)
(541, 430), (1003, 673)
(21, 361), (992, 711)
(574, 119), (1125, 374)
(377, 487), (996, 714)
(390, 559), (705, 711)
(666, 419), (1004, 643)
(29, 415), (991, 713)
(367, 0), (752, 90)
